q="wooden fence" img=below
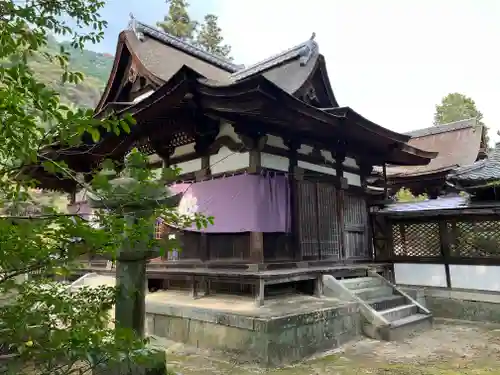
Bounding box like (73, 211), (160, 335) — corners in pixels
(372, 210), (500, 287)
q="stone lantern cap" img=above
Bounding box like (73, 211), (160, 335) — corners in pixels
(87, 175), (182, 213)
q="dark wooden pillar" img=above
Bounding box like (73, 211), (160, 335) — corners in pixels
(334, 149), (347, 260)
(359, 160), (375, 261)
(439, 220), (452, 288)
(358, 161), (373, 190)
(194, 122), (218, 296)
(286, 140), (300, 261)
(238, 131), (266, 265)
(194, 132), (216, 263)
(382, 163), (389, 199)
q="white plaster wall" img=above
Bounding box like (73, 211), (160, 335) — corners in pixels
(394, 263), (448, 287)
(172, 142), (196, 158)
(321, 150), (334, 163)
(217, 122), (239, 142)
(450, 265), (500, 292)
(261, 153), (289, 172)
(344, 172), (361, 187)
(266, 134), (288, 149)
(297, 144), (314, 155)
(210, 147), (250, 175)
(343, 157), (359, 169)
(175, 158), (202, 174)
(297, 160), (336, 176)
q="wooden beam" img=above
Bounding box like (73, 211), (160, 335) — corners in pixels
(286, 139), (300, 261)
(335, 151), (347, 260)
(192, 119), (218, 262)
(382, 163), (388, 199)
(249, 232), (264, 264)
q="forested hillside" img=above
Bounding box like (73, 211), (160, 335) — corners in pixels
(31, 36), (114, 109)
(2, 38), (114, 214)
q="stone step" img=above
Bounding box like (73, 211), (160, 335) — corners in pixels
(340, 276), (384, 290)
(353, 286), (394, 301)
(380, 304), (418, 322)
(383, 314), (433, 341)
(366, 295), (407, 311)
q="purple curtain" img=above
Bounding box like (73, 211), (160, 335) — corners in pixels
(169, 174), (291, 233)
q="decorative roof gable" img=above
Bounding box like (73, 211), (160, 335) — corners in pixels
(129, 14), (241, 72)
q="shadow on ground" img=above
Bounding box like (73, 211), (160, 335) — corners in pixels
(159, 321), (500, 374)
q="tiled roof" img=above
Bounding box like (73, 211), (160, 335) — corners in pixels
(449, 142), (500, 182)
(130, 17), (241, 73)
(378, 195), (468, 213)
(129, 16), (319, 93)
(404, 118), (477, 138)
(229, 38), (318, 81)
(382, 118), (483, 178)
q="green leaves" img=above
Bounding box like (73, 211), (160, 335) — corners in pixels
(88, 127), (101, 142)
(41, 160), (56, 174)
(157, 0), (232, 59)
(394, 187), (428, 203)
(433, 92), (490, 146)
(0, 1), (218, 374)
(0, 0), (164, 374)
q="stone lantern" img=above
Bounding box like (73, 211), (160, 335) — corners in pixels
(87, 168), (181, 338)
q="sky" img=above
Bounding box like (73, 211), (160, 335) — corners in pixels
(92, 0), (500, 143)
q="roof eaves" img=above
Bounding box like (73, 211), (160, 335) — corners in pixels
(388, 165), (457, 178)
(94, 35), (127, 113)
(322, 106), (412, 144)
(129, 17), (242, 73)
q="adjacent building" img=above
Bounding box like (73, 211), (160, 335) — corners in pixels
(372, 118), (487, 198)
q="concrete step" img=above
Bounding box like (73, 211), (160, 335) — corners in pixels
(382, 314), (433, 341)
(366, 295), (407, 311)
(353, 286), (394, 301)
(340, 276), (384, 290)
(380, 304), (418, 322)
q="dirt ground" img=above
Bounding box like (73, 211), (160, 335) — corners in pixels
(161, 320), (500, 375)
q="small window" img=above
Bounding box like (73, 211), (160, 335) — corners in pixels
(154, 218), (164, 240)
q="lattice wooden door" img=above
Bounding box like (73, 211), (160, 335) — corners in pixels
(296, 180), (318, 259)
(317, 182), (341, 260)
(296, 180), (341, 260)
(343, 193), (371, 260)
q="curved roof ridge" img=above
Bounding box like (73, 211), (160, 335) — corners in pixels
(230, 37), (319, 81)
(129, 15), (242, 73)
(405, 118), (478, 138)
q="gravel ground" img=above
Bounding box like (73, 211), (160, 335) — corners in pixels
(161, 320), (500, 375)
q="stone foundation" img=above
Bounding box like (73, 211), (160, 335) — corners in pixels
(145, 291), (360, 366)
(400, 286), (500, 324)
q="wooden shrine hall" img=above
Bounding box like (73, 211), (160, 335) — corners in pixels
(25, 16), (436, 304)
(371, 118), (487, 198)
